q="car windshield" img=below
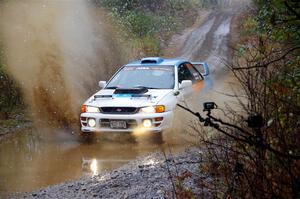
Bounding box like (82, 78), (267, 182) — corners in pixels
(106, 65), (175, 89)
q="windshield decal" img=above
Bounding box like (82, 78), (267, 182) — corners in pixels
(124, 66), (173, 71)
(112, 94), (152, 99)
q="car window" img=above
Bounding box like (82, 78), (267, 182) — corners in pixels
(178, 63), (194, 83)
(185, 63), (203, 82)
(192, 63), (205, 74)
(106, 65), (175, 89)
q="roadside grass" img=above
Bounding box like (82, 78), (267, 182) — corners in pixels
(0, 46), (27, 127)
(0, 106), (31, 136)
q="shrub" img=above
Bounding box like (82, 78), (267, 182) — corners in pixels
(0, 62), (23, 119)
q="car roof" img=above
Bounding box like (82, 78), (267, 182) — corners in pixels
(125, 57), (187, 67)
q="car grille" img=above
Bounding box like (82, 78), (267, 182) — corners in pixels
(99, 119), (138, 129)
(100, 107), (138, 114)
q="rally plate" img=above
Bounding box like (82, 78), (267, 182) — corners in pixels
(110, 120), (127, 129)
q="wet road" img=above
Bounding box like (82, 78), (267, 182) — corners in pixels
(0, 128), (192, 195)
(0, 2), (242, 196)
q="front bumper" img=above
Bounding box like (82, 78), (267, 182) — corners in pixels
(80, 111), (173, 133)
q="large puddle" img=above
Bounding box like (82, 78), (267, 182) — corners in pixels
(0, 125), (197, 195)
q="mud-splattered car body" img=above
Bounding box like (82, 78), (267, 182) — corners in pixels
(80, 57), (209, 133)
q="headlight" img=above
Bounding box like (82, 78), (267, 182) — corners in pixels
(86, 106), (100, 113)
(139, 105), (165, 113)
(82, 105), (100, 113)
(140, 106), (156, 113)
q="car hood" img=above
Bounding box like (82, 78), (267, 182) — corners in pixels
(85, 89), (173, 107)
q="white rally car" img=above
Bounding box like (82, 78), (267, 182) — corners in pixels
(80, 57), (209, 133)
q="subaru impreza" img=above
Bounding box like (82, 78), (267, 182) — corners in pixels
(80, 57), (209, 133)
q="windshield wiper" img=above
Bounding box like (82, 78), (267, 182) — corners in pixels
(107, 86), (162, 89)
(134, 86), (159, 89)
(105, 86), (118, 89)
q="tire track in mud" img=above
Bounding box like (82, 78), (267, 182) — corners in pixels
(169, 0), (249, 72)
(180, 16), (216, 60)
(179, 11), (233, 72)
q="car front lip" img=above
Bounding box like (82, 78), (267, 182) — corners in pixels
(80, 111), (173, 133)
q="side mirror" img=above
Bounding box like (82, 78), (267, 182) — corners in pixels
(98, 81), (107, 88)
(179, 80), (192, 90)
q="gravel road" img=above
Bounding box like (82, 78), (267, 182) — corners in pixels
(17, 148), (211, 199)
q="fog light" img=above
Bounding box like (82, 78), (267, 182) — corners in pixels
(88, 118), (96, 127)
(142, 119), (152, 128)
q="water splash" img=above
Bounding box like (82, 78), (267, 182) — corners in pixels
(0, 0), (124, 128)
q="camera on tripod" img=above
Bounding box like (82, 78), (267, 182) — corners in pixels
(203, 102), (217, 112)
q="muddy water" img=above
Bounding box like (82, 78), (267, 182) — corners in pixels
(0, 1), (243, 196)
(0, 128), (192, 195)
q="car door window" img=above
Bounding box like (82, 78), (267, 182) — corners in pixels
(178, 64), (194, 83)
(185, 63), (203, 82)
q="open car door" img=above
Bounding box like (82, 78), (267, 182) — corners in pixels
(191, 62), (209, 76)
